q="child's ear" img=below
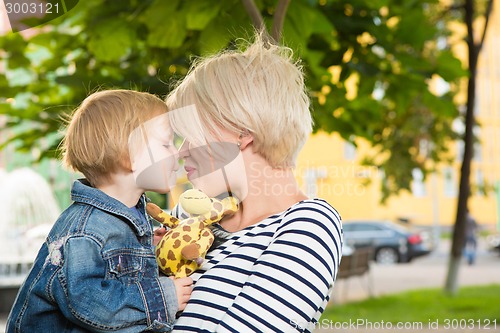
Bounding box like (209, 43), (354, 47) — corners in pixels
(121, 155), (133, 172)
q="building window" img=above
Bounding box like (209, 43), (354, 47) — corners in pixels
(443, 167), (457, 198)
(473, 143), (482, 162)
(473, 126), (482, 162)
(411, 168), (427, 197)
(419, 139), (431, 158)
(474, 90), (481, 115)
(456, 140), (464, 163)
(475, 169), (485, 196)
(344, 141), (356, 160)
(303, 168), (327, 198)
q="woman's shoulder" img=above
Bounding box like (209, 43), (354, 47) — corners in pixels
(276, 198), (342, 235)
(285, 198), (341, 221)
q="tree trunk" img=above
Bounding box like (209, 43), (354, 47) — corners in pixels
(444, 0), (477, 295)
(443, 0), (496, 294)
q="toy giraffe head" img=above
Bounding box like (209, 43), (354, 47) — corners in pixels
(147, 189), (239, 278)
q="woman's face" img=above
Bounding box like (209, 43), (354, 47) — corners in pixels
(178, 131), (245, 198)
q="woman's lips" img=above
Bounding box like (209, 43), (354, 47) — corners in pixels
(184, 166), (196, 177)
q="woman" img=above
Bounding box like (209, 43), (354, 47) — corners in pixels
(166, 35), (343, 332)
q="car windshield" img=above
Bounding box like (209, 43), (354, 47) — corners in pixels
(381, 221), (412, 233)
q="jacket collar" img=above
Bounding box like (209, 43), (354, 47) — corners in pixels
(70, 179), (150, 236)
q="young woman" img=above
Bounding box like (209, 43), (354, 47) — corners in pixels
(167, 35), (343, 333)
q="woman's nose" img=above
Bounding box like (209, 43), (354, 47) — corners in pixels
(178, 140), (190, 158)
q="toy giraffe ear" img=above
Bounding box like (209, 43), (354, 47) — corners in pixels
(181, 243), (200, 260)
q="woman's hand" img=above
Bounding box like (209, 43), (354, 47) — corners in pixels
(170, 276), (193, 311)
(153, 227), (167, 246)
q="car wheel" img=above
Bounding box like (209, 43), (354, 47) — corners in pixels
(375, 247), (399, 264)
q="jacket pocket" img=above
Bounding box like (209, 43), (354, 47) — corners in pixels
(104, 250), (147, 285)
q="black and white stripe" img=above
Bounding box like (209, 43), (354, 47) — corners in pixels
(173, 199), (343, 333)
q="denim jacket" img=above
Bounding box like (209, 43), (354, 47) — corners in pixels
(7, 179), (177, 333)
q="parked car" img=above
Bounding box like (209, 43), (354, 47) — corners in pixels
(342, 220), (432, 264)
(487, 234), (500, 254)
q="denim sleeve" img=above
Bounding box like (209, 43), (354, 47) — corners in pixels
(54, 236), (177, 332)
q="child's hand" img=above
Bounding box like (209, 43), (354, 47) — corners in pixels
(170, 276), (193, 311)
(153, 227), (167, 246)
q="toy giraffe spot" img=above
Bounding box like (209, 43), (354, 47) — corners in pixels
(167, 250), (176, 261)
(173, 240), (181, 248)
(159, 257), (167, 266)
(171, 232), (180, 239)
(182, 225), (191, 232)
(183, 235), (192, 242)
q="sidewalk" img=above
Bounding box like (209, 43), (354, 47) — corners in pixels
(316, 238), (500, 332)
(331, 238), (500, 304)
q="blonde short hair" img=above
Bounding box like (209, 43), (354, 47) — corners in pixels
(62, 89), (168, 186)
(167, 35), (312, 168)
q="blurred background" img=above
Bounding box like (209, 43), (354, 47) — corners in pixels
(0, 0), (499, 331)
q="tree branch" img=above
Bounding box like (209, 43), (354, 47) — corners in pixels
(241, 0), (266, 32)
(448, 4), (465, 11)
(435, 3), (464, 21)
(271, 0), (291, 42)
(476, 0), (494, 54)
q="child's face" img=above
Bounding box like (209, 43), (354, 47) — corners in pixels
(128, 113), (179, 193)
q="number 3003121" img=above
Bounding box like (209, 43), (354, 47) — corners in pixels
(5, 2), (60, 14)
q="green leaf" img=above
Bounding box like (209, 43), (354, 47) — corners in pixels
(395, 11), (435, 50)
(199, 19), (232, 55)
(198, 1), (251, 55)
(287, 1), (334, 40)
(185, 0), (222, 30)
(88, 18), (135, 62)
(140, 0), (187, 49)
(436, 50), (468, 81)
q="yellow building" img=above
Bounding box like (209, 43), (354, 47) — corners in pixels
(297, 5), (500, 230)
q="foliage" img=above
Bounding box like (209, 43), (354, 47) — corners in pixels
(0, 0), (467, 200)
(323, 284), (500, 323)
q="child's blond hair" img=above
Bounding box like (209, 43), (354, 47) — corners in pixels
(62, 89), (167, 186)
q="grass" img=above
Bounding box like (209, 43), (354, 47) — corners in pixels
(322, 284), (500, 323)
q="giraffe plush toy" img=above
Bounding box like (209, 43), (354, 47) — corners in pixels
(147, 189), (239, 278)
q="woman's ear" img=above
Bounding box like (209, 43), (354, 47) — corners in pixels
(238, 132), (253, 150)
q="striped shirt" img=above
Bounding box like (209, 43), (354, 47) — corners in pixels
(172, 199), (343, 333)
